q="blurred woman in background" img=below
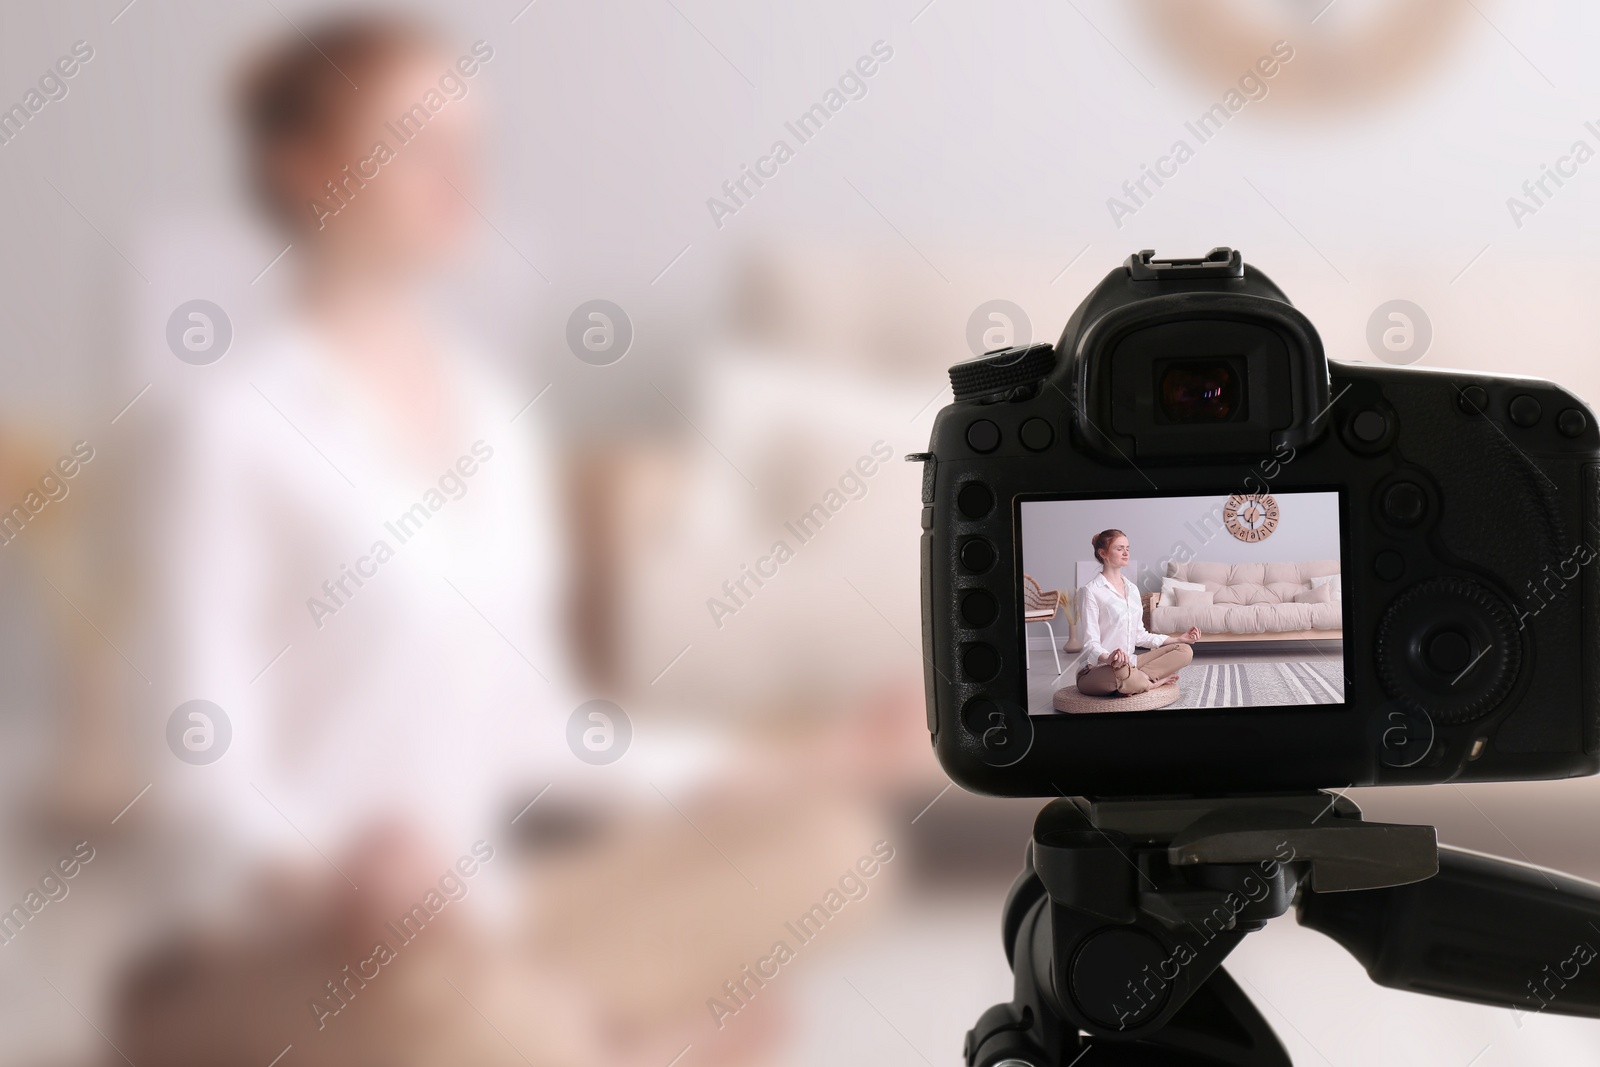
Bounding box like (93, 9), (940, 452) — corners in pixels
(109, 14), (894, 1067)
(114, 15), (602, 1065)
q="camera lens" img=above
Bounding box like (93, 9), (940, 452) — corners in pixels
(1159, 360), (1241, 423)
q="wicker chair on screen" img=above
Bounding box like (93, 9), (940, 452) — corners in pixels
(1023, 574), (1064, 675)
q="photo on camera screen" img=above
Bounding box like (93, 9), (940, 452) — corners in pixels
(1019, 490), (1345, 716)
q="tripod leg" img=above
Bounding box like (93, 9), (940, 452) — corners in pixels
(971, 860), (1291, 1067)
(966, 967), (1290, 1067)
(1109, 967), (1293, 1067)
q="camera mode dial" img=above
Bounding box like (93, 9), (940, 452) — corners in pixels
(949, 343), (1056, 402)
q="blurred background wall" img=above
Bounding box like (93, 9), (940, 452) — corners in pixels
(2, 1), (1600, 1064)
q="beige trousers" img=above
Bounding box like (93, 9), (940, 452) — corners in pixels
(1076, 641), (1192, 696)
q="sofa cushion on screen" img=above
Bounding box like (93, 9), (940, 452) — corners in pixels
(1292, 583), (1333, 605)
(1310, 573), (1343, 599)
(1160, 577), (1206, 601)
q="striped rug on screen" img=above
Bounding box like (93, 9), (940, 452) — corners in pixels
(1168, 661), (1345, 709)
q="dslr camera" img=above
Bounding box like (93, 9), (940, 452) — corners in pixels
(915, 247), (1600, 798)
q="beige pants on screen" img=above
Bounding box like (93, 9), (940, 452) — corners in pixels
(1075, 642), (1192, 696)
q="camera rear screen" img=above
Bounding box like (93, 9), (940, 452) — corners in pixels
(1019, 491), (1345, 716)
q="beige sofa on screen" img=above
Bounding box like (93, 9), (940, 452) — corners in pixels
(1148, 560), (1341, 643)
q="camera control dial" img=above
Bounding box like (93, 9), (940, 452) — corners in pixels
(949, 343), (1056, 402)
(1375, 577), (1520, 725)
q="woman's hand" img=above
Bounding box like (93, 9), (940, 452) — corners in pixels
(1102, 649), (1130, 668)
(1179, 626), (1202, 644)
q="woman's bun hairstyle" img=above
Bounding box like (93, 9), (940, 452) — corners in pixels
(1091, 528), (1126, 565)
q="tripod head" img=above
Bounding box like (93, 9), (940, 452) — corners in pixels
(968, 792), (1600, 1066)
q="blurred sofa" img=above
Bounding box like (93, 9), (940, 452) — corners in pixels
(1149, 560), (1341, 642)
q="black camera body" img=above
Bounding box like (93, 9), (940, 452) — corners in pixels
(916, 248), (1600, 798)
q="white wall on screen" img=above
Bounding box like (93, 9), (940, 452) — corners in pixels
(1020, 492), (1341, 601)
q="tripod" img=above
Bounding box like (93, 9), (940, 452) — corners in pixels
(967, 792), (1600, 1066)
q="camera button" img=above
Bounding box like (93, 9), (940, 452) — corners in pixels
(1457, 385), (1489, 416)
(957, 482), (994, 519)
(1020, 417), (1054, 451)
(960, 590), (999, 627)
(1559, 408), (1589, 437)
(1426, 630), (1472, 675)
(1374, 550), (1405, 581)
(921, 506), (934, 530)
(959, 696), (1033, 766)
(961, 643), (1001, 682)
(1509, 394), (1542, 427)
(1381, 482), (1426, 527)
(959, 538), (996, 573)
(966, 419), (1001, 453)
(1352, 410), (1388, 443)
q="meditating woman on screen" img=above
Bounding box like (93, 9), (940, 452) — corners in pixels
(1075, 529), (1201, 696)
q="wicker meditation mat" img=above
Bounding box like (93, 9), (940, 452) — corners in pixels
(1053, 680), (1182, 714)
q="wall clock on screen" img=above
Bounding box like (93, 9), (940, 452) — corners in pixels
(1223, 494), (1278, 542)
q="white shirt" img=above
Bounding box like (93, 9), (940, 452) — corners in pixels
(141, 323), (578, 865)
(1078, 572), (1168, 668)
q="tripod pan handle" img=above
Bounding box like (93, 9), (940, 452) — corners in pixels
(1299, 845), (1600, 1018)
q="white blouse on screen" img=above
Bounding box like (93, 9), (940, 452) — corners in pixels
(1077, 572), (1168, 668)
